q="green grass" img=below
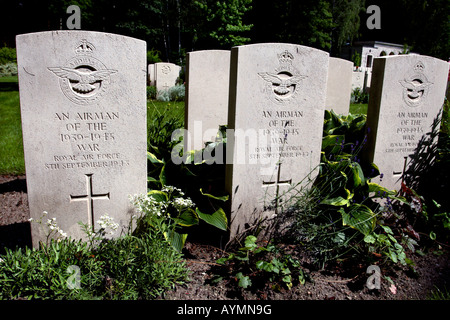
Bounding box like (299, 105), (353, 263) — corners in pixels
(349, 103), (368, 115)
(147, 99), (184, 125)
(0, 75), (24, 174)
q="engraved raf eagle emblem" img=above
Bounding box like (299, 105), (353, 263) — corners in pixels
(48, 67), (117, 94)
(399, 61), (433, 107)
(399, 79), (433, 100)
(258, 50), (306, 103)
(258, 72), (305, 96)
(48, 39), (118, 105)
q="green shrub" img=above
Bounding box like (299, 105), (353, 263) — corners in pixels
(215, 235), (308, 290)
(147, 85), (157, 100)
(0, 211), (188, 299)
(0, 238), (104, 299)
(273, 110), (408, 268)
(147, 48), (162, 64)
(350, 87), (369, 104)
(0, 47), (16, 65)
(96, 233), (188, 299)
(0, 63), (18, 77)
(157, 84), (185, 102)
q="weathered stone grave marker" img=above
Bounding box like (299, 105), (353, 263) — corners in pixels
(365, 55), (449, 192)
(325, 57), (353, 115)
(184, 50), (230, 151)
(225, 43), (329, 238)
(16, 31), (147, 246)
(155, 62), (181, 92)
(148, 64), (155, 86)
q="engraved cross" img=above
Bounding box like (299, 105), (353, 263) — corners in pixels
(393, 156), (408, 180)
(262, 163), (292, 213)
(70, 173), (110, 230)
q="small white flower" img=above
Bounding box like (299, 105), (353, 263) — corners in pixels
(28, 218), (33, 222)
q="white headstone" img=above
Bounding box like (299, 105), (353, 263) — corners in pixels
(352, 70), (364, 90)
(16, 31), (147, 247)
(365, 55), (449, 192)
(184, 50), (230, 151)
(148, 64), (155, 86)
(155, 62), (181, 92)
(225, 43), (329, 238)
(325, 57), (353, 115)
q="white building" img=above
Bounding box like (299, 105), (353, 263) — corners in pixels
(341, 41), (414, 92)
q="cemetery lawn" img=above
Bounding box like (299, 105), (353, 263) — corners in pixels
(349, 103), (368, 114)
(0, 76), (24, 175)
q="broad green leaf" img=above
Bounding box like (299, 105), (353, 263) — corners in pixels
(159, 164), (166, 186)
(164, 230), (188, 252)
(340, 204), (376, 236)
(367, 182), (393, 195)
(200, 188), (229, 202)
(387, 248), (398, 263)
(147, 151), (164, 164)
(147, 190), (168, 202)
(177, 208), (199, 227)
(351, 162), (365, 188)
(196, 207), (228, 231)
(380, 225), (394, 235)
(321, 188), (352, 206)
(322, 134), (344, 150)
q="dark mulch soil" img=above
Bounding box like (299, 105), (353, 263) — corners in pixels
(1, 175), (449, 300)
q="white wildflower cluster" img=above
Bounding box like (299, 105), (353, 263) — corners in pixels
(161, 186), (195, 210)
(173, 197), (195, 210)
(45, 215), (67, 239)
(130, 194), (167, 217)
(130, 186), (195, 218)
(96, 213), (120, 235)
(161, 185), (184, 195)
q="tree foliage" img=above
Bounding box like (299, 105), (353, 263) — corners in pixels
(1, 0), (448, 61)
(193, 0), (253, 48)
(330, 0), (366, 55)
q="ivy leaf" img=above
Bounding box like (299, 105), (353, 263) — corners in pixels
(236, 272), (252, 289)
(244, 235), (257, 249)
